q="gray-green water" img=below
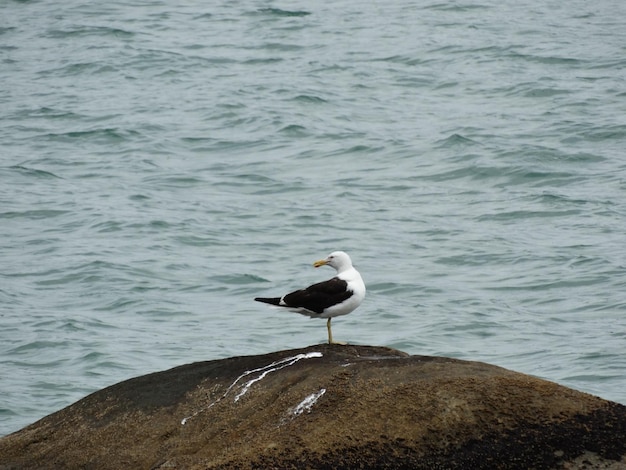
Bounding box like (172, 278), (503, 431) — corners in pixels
(1, 0), (625, 436)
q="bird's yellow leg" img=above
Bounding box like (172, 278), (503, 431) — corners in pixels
(327, 318), (346, 345)
(327, 318), (333, 344)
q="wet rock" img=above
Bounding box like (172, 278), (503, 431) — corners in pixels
(1, 344), (625, 469)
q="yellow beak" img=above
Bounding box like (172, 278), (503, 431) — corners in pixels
(313, 259), (327, 268)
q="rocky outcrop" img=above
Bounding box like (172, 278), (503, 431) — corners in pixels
(1, 344), (625, 469)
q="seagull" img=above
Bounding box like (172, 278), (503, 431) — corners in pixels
(254, 251), (366, 344)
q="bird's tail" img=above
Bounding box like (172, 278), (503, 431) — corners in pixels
(254, 297), (282, 306)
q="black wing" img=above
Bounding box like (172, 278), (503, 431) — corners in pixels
(283, 277), (353, 314)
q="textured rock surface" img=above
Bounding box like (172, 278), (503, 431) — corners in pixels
(1, 344), (625, 469)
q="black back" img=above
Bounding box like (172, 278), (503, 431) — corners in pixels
(283, 277), (352, 314)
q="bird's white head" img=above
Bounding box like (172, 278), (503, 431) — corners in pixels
(313, 251), (353, 273)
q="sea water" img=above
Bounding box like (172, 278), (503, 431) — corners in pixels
(1, 0), (625, 436)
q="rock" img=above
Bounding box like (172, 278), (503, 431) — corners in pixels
(1, 344), (625, 469)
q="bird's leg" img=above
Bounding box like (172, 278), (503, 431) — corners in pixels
(326, 318), (346, 345)
(327, 318), (333, 344)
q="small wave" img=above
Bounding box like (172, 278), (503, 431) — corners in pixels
(425, 3), (490, 12)
(279, 124), (308, 136)
(505, 50), (582, 66)
(144, 175), (206, 188)
(211, 273), (270, 285)
(7, 340), (71, 356)
(94, 297), (143, 313)
(576, 124), (626, 142)
(19, 107), (84, 120)
(42, 128), (139, 144)
(8, 165), (62, 179)
(367, 282), (418, 295)
(192, 13), (213, 20)
(256, 8), (311, 17)
(476, 208), (581, 223)
(0, 26), (17, 35)
(0, 209), (69, 220)
(243, 57), (284, 65)
(291, 94), (328, 104)
(175, 235), (221, 247)
(45, 26), (134, 39)
(38, 62), (120, 77)
(435, 133), (480, 148)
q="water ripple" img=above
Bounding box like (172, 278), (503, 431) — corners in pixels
(1, 0), (625, 437)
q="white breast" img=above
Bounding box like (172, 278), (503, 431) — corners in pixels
(320, 267), (366, 318)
